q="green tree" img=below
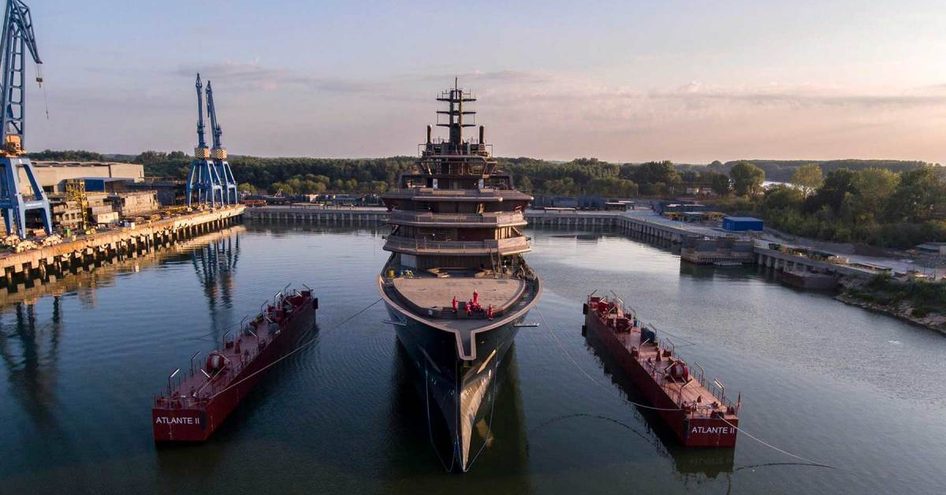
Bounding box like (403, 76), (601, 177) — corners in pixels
(729, 161), (765, 196)
(808, 168), (856, 216)
(762, 184), (805, 212)
(517, 175), (533, 192)
(631, 161), (682, 194)
(851, 168), (899, 223)
(791, 164), (823, 197)
(238, 183), (256, 195)
(708, 172), (731, 196)
(887, 167), (946, 223)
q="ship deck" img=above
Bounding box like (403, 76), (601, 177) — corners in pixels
(156, 292), (311, 407)
(379, 265), (541, 346)
(392, 277), (526, 314)
(613, 331), (733, 415)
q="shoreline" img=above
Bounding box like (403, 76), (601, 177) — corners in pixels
(834, 292), (946, 335)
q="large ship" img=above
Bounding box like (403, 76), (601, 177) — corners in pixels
(378, 81), (541, 472)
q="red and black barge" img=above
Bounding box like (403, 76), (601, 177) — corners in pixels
(153, 287), (317, 442)
(583, 293), (740, 448)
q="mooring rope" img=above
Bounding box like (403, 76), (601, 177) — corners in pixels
(207, 297), (381, 399)
(719, 418), (834, 469)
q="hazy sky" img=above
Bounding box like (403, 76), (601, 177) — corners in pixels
(23, 0), (946, 163)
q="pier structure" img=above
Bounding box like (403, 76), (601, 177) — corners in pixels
(0, 205), (243, 288)
(244, 205), (389, 226)
(243, 205), (890, 279)
(753, 244), (879, 278)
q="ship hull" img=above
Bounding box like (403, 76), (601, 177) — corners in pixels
(386, 302), (524, 472)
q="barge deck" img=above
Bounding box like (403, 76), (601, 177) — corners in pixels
(583, 293), (740, 447)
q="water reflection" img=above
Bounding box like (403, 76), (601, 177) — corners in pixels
(678, 262), (755, 281)
(582, 325), (735, 479)
(191, 230), (241, 343)
(0, 299), (62, 427)
(192, 231), (240, 309)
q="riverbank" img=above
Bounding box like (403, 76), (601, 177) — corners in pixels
(836, 276), (946, 333)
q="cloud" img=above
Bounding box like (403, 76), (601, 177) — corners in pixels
(417, 70), (554, 85)
(172, 61), (383, 94)
(645, 83), (946, 109)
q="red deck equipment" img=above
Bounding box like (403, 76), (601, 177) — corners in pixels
(583, 293), (740, 447)
(153, 287), (317, 442)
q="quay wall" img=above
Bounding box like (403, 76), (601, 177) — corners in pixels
(0, 205), (244, 288)
(244, 205), (880, 279)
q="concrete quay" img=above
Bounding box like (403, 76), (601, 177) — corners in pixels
(753, 245), (880, 278)
(243, 205), (388, 225)
(0, 205), (244, 288)
(244, 204), (895, 280)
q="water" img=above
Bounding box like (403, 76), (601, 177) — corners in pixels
(1, 223), (944, 494)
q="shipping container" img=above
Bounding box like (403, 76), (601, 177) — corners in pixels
(722, 216), (763, 232)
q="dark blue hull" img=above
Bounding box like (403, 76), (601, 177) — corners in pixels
(385, 303), (524, 472)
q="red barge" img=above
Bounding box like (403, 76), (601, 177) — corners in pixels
(153, 287), (317, 442)
(583, 293), (740, 447)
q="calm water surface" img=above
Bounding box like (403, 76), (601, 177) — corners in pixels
(1, 224), (944, 494)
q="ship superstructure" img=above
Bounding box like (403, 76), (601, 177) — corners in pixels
(378, 81), (541, 472)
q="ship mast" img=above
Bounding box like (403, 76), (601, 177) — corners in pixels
(436, 77), (476, 147)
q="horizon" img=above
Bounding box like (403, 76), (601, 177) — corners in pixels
(24, 0), (946, 164)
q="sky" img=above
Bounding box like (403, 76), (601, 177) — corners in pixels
(20, 0), (946, 163)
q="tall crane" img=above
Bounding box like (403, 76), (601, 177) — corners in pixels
(0, 0), (51, 235)
(185, 73), (223, 207)
(206, 81), (237, 204)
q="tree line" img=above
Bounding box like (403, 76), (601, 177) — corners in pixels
(28, 149), (945, 247)
(715, 162), (946, 248)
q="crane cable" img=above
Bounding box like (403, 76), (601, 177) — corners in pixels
(35, 62), (48, 119)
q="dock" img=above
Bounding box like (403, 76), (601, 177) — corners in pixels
(244, 205), (894, 280)
(0, 205), (244, 288)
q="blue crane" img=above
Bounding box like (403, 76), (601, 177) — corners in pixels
(0, 0), (51, 235)
(185, 73), (223, 207)
(206, 81), (237, 204)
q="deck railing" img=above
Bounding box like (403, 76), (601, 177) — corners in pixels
(383, 235), (530, 254)
(388, 211), (525, 225)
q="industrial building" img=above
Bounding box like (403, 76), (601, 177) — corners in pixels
(25, 161), (144, 193)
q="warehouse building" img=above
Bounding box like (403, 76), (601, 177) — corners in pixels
(21, 161), (144, 194)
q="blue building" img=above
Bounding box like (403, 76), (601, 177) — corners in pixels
(723, 216), (764, 232)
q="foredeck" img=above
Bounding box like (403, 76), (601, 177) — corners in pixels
(379, 266), (541, 348)
(392, 276), (525, 314)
